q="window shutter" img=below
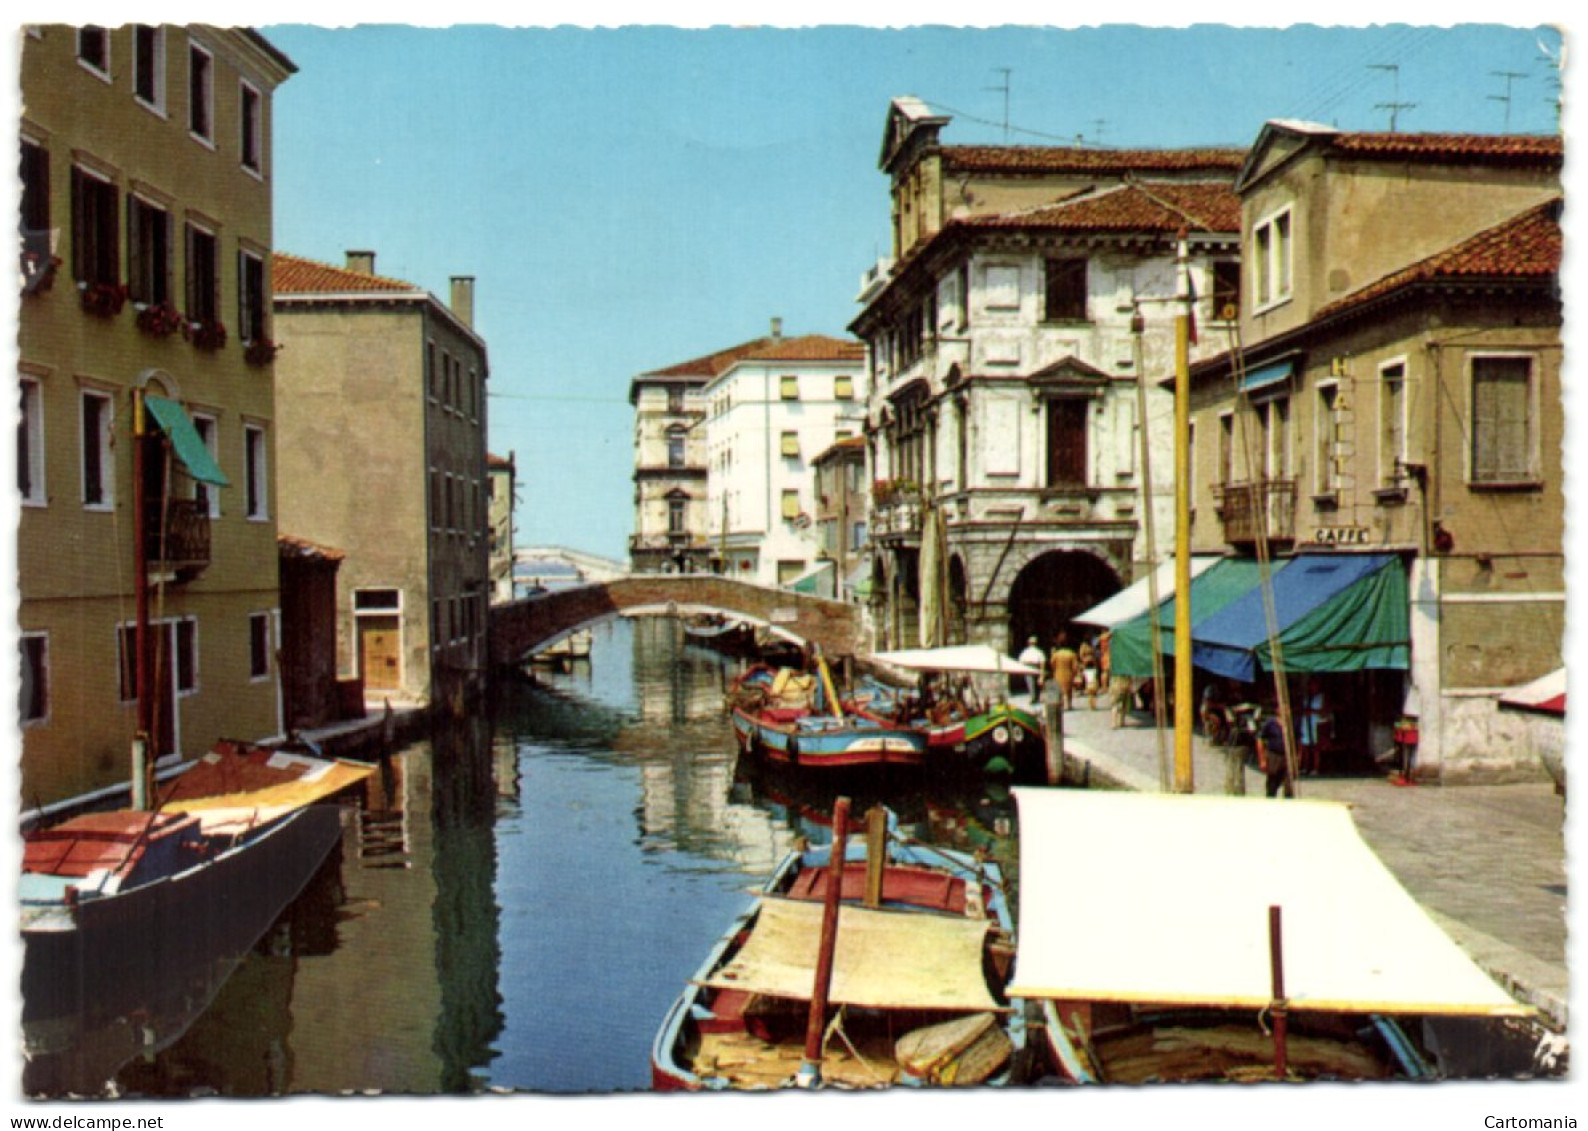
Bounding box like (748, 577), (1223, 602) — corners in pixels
(835, 375), (854, 400)
(780, 375), (799, 400)
(781, 490), (800, 519)
(781, 431), (800, 458)
(1473, 358), (1531, 481)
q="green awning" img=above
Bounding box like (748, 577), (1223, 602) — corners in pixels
(145, 394), (228, 487)
(1107, 558), (1273, 679)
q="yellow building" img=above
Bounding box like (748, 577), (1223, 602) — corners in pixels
(18, 25), (296, 808)
(272, 252), (491, 710)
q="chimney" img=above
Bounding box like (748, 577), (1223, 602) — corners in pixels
(345, 249), (376, 275)
(771, 316), (783, 342)
(450, 276), (476, 329)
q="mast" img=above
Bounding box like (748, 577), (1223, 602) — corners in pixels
(131, 388), (151, 810)
(1173, 233), (1194, 792)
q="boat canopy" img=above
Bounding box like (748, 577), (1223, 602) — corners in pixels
(1499, 668), (1566, 716)
(165, 743), (374, 832)
(1107, 557), (1267, 679)
(1073, 556), (1221, 629)
(1189, 552), (1408, 682)
(871, 643), (1039, 676)
(1008, 788), (1530, 1017)
(145, 394), (230, 487)
(699, 896), (1006, 1013)
(788, 559), (835, 595)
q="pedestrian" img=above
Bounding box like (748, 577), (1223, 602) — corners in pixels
(1050, 634), (1080, 710)
(1298, 677), (1330, 776)
(1017, 635), (1046, 705)
(1077, 636), (1098, 709)
(1258, 709), (1294, 799)
(1110, 674), (1133, 728)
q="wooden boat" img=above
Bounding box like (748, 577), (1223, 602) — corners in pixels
(682, 613), (759, 656)
(1009, 788), (1537, 1084)
(728, 664), (929, 771)
(651, 805), (1026, 1090)
(20, 741), (372, 1094)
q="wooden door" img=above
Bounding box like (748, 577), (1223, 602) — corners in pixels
(359, 615), (402, 691)
(1046, 399), (1088, 488)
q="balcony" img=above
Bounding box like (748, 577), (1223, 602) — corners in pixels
(1214, 479), (1297, 547)
(144, 498), (211, 575)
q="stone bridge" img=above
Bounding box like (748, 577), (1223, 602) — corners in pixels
(488, 574), (862, 667)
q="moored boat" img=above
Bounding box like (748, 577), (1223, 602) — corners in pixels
(651, 804), (1026, 1090)
(728, 664), (928, 771)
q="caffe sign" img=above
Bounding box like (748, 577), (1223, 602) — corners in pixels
(1312, 525), (1371, 546)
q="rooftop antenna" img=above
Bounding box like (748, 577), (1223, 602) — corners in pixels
(1369, 63), (1416, 132)
(986, 67), (1012, 142)
(1489, 70), (1527, 131)
(1537, 38), (1564, 129)
(1091, 118), (1108, 146)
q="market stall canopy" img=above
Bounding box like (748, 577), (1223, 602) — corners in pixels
(699, 896), (1003, 1012)
(1074, 556), (1221, 629)
(1008, 788), (1530, 1017)
(871, 643), (1039, 676)
(1499, 668), (1566, 716)
(1189, 553), (1409, 683)
(1107, 557), (1268, 679)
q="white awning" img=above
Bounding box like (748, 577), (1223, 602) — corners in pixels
(1073, 556), (1221, 629)
(700, 896), (1003, 1012)
(1008, 788), (1530, 1017)
(1498, 668), (1566, 716)
(871, 643), (1039, 676)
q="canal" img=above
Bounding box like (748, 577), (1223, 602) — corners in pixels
(114, 617), (1018, 1096)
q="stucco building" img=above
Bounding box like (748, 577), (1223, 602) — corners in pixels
(853, 97), (1245, 651)
(812, 435), (869, 600)
(1182, 123), (1563, 782)
(488, 451), (517, 604)
(18, 24), (296, 807)
(272, 251), (490, 710)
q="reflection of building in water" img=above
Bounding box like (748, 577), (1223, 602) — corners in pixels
(629, 616), (736, 723)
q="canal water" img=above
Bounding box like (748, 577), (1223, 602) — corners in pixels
(113, 617), (1018, 1096)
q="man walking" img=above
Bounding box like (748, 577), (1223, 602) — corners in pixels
(1017, 636), (1046, 705)
(1050, 633), (1079, 711)
(1258, 709), (1295, 799)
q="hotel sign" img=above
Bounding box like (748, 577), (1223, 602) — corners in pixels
(1312, 525), (1371, 546)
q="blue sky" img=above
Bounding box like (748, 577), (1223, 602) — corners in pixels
(254, 20), (1565, 562)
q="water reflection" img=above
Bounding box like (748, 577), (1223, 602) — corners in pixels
(114, 616), (1013, 1096)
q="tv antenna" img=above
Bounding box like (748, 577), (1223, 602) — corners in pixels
(1369, 63), (1416, 132)
(986, 67), (1012, 142)
(1489, 70), (1527, 131)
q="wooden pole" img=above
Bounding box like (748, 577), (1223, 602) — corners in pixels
(131, 389), (152, 811)
(1043, 695), (1065, 785)
(1268, 904), (1289, 1079)
(863, 805), (886, 908)
(1173, 233), (1195, 794)
(800, 796), (852, 1086)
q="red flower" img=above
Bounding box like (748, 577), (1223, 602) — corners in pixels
(78, 280), (128, 318)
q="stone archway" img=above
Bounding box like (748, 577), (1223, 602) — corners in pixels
(1007, 548), (1123, 655)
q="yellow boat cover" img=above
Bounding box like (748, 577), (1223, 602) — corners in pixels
(166, 747), (373, 831)
(700, 896), (1004, 1012)
(1007, 788), (1532, 1017)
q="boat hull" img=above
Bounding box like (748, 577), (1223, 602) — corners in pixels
(732, 707), (929, 769)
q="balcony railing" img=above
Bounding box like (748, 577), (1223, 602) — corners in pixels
(144, 497), (211, 573)
(1214, 479), (1297, 546)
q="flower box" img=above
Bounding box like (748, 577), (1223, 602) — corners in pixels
(244, 337), (281, 367)
(78, 280), (128, 318)
(184, 318), (228, 351)
(135, 300), (185, 337)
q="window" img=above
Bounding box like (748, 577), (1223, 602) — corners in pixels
(1471, 355), (1535, 484)
(1217, 411), (1235, 486)
(191, 414), (218, 516)
(175, 617), (197, 694)
(243, 424), (267, 519)
(134, 25), (165, 110)
(780, 431), (800, 458)
(667, 385), (684, 413)
(127, 196), (173, 306)
(185, 223), (218, 325)
(1380, 361), (1408, 486)
(1252, 208), (1293, 309)
(834, 375), (854, 400)
(956, 264), (971, 328)
(1211, 259), (1241, 321)
(238, 250), (266, 343)
(780, 375), (800, 401)
(983, 265), (1020, 312)
(249, 612), (271, 680)
(1045, 398), (1089, 488)
(70, 167), (119, 287)
(852, 520), (868, 550)
(20, 634), (48, 725)
(189, 43), (214, 141)
(239, 81), (262, 173)
(666, 425), (687, 469)
(1316, 383), (1341, 493)
(19, 379), (44, 506)
(1258, 396), (1291, 480)
(1044, 258), (1088, 321)
(81, 389), (113, 508)
(77, 26), (110, 77)
(427, 341), (438, 399)
(21, 138), (49, 233)
(668, 495), (686, 534)
(781, 489), (801, 520)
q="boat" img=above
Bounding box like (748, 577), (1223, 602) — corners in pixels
(728, 663), (929, 771)
(682, 612), (759, 656)
(1008, 788), (1539, 1083)
(651, 802), (1026, 1090)
(21, 740), (372, 1094)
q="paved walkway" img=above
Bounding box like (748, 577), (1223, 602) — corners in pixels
(1039, 698), (1569, 1029)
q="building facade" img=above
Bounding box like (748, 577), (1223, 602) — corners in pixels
(272, 251), (490, 710)
(702, 331), (868, 588)
(854, 97), (1246, 652)
(1183, 123), (1563, 782)
(812, 435), (869, 600)
(487, 451), (516, 604)
(18, 24), (296, 806)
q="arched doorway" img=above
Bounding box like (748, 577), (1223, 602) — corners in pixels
(1007, 549), (1122, 653)
(947, 554), (969, 645)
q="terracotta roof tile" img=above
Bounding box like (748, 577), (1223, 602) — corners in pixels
(274, 252), (422, 295)
(277, 533), (346, 562)
(961, 181), (1241, 235)
(488, 452), (515, 470)
(744, 334), (866, 362)
(1314, 198), (1561, 321)
(641, 337), (777, 380)
(943, 144), (1245, 175)
(1327, 132), (1563, 165)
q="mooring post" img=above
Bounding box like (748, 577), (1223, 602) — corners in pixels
(1042, 680), (1065, 785)
(799, 796), (852, 1087)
